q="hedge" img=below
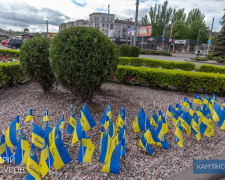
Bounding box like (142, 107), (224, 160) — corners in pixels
(198, 64), (225, 74)
(115, 65), (225, 94)
(118, 57), (196, 71)
(0, 49), (20, 57)
(140, 50), (172, 56)
(0, 62), (25, 86)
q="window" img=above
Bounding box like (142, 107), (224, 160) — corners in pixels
(107, 24), (108, 28)
(103, 24), (105, 27)
(102, 17), (105, 22)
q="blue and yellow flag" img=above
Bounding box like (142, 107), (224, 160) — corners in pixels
(100, 103), (112, 127)
(21, 109), (33, 127)
(115, 125), (126, 156)
(203, 94), (209, 105)
(102, 139), (122, 174)
(50, 124), (72, 170)
(191, 113), (201, 141)
(150, 110), (158, 127)
(155, 120), (165, 141)
(138, 132), (154, 155)
(176, 103), (182, 111)
(158, 110), (169, 133)
(133, 107), (150, 132)
(212, 102), (223, 122)
(223, 99), (225, 108)
(14, 129), (30, 165)
(5, 115), (20, 147)
(72, 112), (83, 144)
(100, 126), (111, 164)
(40, 110), (49, 128)
(0, 134), (13, 163)
(32, 123), (46, 149)
(78, 130), (95, 163)
(80, 103), (96, 132)
(39, 136), (54, 178)
(212, 93), (217, 105)
(180, 111), (192, 136)
(175, 120), (183, 148)
(167, 105), (179, 126)
(196, 106), (203, 124)
(193, 94), (203, 105)
(108, 117), (116, 138)
(116, 105), (125, 131)
(189, 102), (194, 117)
(45, 121), (53, 136)
(66, 108), (76, 134)
(218, 107), (225, 129)
(183, 97), (190, 108)
(199, 114), (214, 138)
(25, 143), (41, 180)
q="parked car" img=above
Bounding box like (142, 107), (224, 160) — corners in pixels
(7, 39), (23, 49)
(1, 39), (7, 45)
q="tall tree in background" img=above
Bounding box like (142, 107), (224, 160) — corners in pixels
(141, 15), (150, 26)
(172, 21), (189, 39)
(171, 8), (186, 25)
(220, 9), (225, 25)
(149, 0), (173, 36)
(213, 25), (225, 58)
(189, 20), (208, 43)
(186, 8), (205, 25)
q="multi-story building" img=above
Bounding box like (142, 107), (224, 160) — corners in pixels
(59, 13), (135, 38)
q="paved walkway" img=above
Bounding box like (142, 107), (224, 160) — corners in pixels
(166, 151), (225, 180)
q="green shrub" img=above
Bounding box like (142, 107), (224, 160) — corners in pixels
(118, 57), (196, 71)
(115, 65), (225, 94)
(198, 64), (225, 74)
(119, 44), (130, 57)
(49, 27), (119, 101)
(208, 53), (213, 60)
(191, 57), (208, 61)
(215, 57), (225, 63)
(140, 49), (172, 56)
(0, 49), (20, 57)
(0, 62), (25, 86)
(20, 37), (55, 93)
(130, 46), (140, 57)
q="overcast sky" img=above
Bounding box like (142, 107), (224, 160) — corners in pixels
(0, 0), (224, 33)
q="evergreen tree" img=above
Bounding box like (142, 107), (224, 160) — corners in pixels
(213, 25), (225, 58)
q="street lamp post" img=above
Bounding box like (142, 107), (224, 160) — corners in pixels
(43, 17), (49, 38)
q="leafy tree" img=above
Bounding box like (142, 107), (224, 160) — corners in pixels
(171, 8), (186, 25)
(33, 32), (42, 38)
(211, 35), (218, 45)
(141, 15), (150, 26)
(189, 20), (209, 42)
(172, 21), (189, 39)
(149, 0), (173, 36)
(186, 8), (205, 25)
(220, 9), (225, 25)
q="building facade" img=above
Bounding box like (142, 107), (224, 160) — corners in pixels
(59, 19), (89, 32)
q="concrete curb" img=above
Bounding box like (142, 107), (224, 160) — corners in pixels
(166, 151), (225, 180)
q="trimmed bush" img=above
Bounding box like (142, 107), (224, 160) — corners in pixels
(0, 62), (25, 86)
(191, 57), (208, 61)
(118, 57), (196, 71)
(140, 49), (172, 56)
(0, 49), (20, 57)
(215, 57), (225, 63)
(208, 53), (213, 60)
(198, 64), (225, 74)
(119, 44), (130, 57)
(49, 27), (118, 101)
(115, 65), (225, 94)
(20, 37), (55, 93)
(130, 46), (140, 57)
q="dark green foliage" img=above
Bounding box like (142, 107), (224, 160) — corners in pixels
(140, 50), (171, 56)
(0, 62), (25, 86)
(198, 64), (225, 74)
(208, 53), (213, 60)
(213, 25), (225, 58)
(215, 57), (225, 63)
(118, 57), (195, 71)
(20, 37), (55, 93)
(130, 46), (140, 57)
(191, 57), (208, 61)
(116, 65), (225, 94)
(0, 49), (20, 57)
(119, 44), (130, 57)
(49, 27), (118, 101)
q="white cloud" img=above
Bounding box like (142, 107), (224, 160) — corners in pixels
(0, 0), (224, 32)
